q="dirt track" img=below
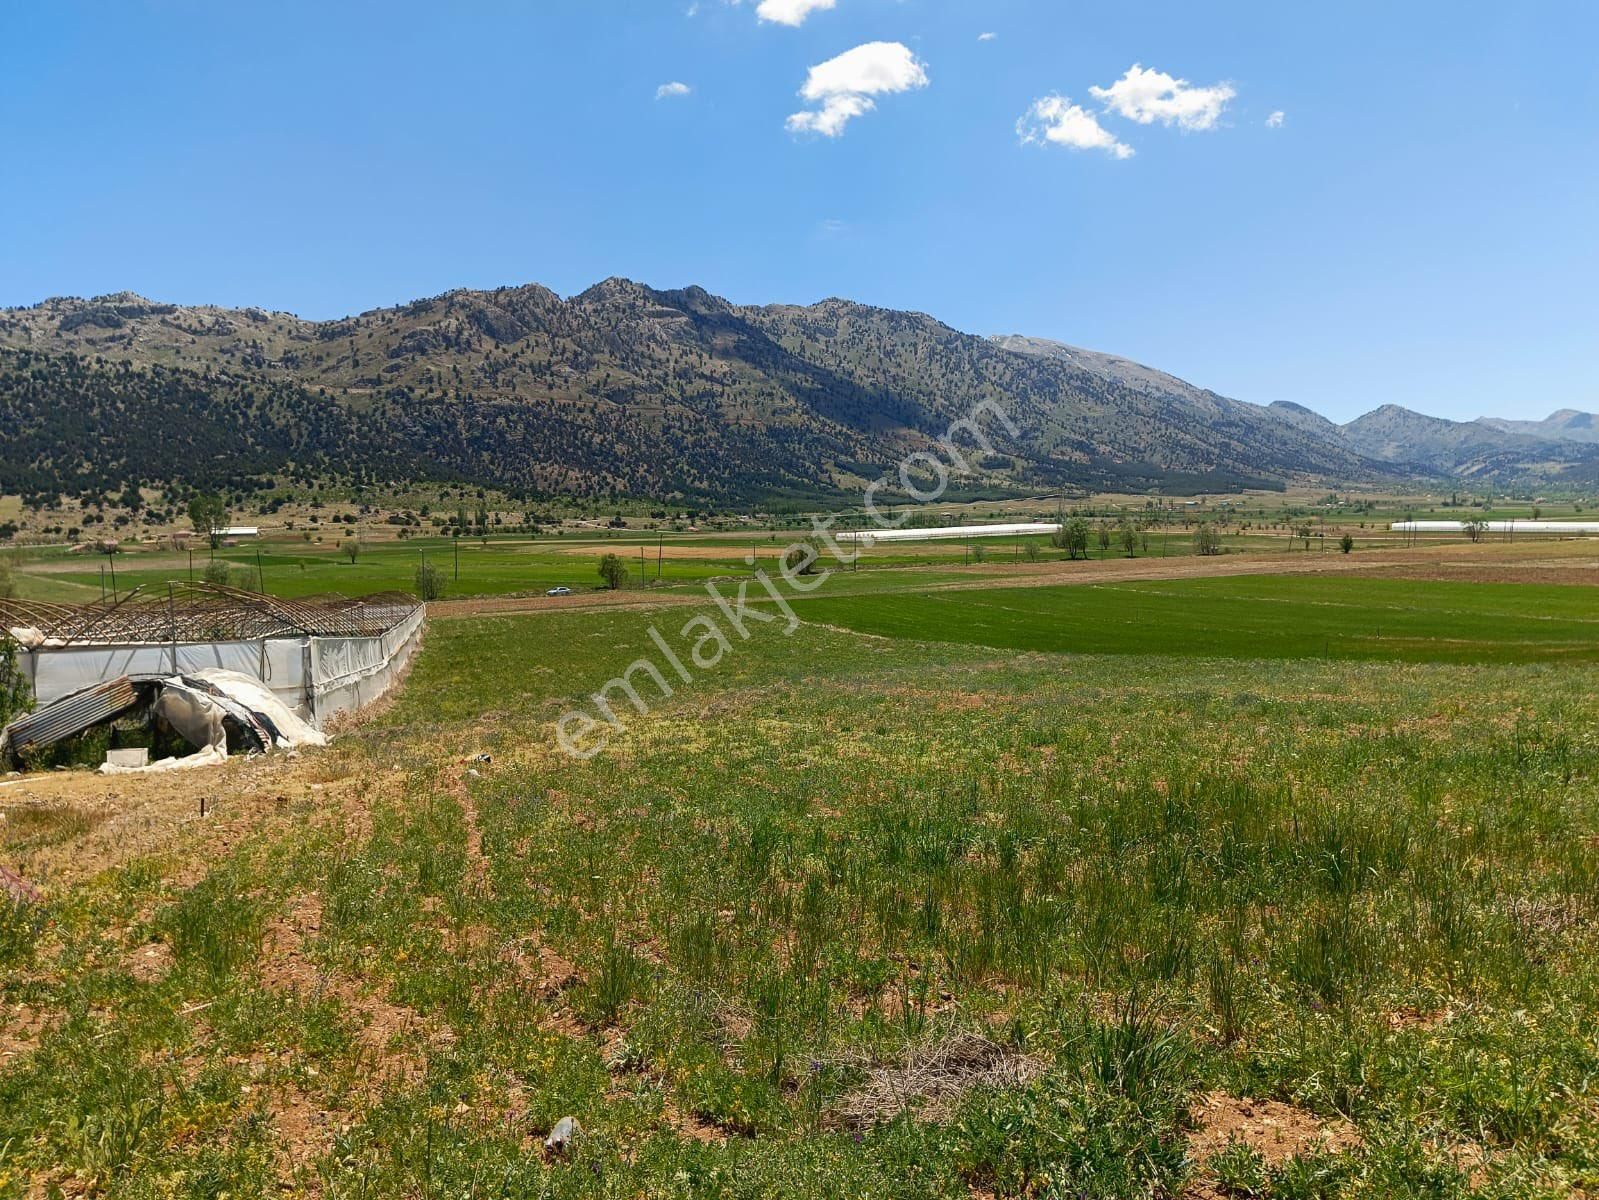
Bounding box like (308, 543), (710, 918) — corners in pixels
(427, 540), (1599, 620)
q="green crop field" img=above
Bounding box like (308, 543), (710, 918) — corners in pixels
(793, 576), (1599, 665)
(0, 530), (1386, 605)
(4, 566), (1599, 1198)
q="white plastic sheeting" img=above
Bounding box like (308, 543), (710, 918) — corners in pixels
(192, 669), (328, 749)
(308, 604), (425, 720)
(25, 639), (305, 712)
(1391, 521), (1599, 534)
(102, 742), (228, 775)
(97, 670), (326, 775)
(18, 605), (424, 727)
(837, 522), (1062, 546)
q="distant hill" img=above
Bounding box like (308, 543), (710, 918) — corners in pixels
(1480, 409), (1599, 445)
(0, 282), (1589, 506)
(995, 335), (1599, 488)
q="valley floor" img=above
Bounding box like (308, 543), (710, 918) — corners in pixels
(3, 542), (1599, 1198)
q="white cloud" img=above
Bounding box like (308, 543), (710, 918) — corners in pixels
(1265, 109), (1285, 128)
(787, 41), (929, 137)
(756, 0), (835, 26)
(978, 31), (997, 41)
(1089, 63), (1235, 131)
(656, 81), (693, 100)
(1017, 94), (1134, 159)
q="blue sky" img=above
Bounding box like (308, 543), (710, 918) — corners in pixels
(1, 0), (1595, 423)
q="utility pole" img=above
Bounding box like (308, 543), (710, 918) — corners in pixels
(656, 532), (663, 581)
(640, 544), (647, 588)
(453, 535), (459, 581)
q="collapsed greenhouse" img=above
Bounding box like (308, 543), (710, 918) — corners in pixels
(0, 584), (424, 770)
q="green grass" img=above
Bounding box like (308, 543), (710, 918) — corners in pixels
(8, 530), (1341, 603)
(4, 574), (1599, 1197)
(793, 575), (1599, 664)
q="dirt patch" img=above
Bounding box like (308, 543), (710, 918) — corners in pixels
(0, 1001), (54, 1063)
(1186, 1090), (1361, 1168)
(0, 753), (376, 894)
(267, 1083), (340, 1187)
(123, 939), (174, 983)
(429, 590), (705, 620)
(497, 938), (581, 996)
(659, 1097), (728, 1144)
(258, 892), (454, 1089)
(836, 1032), (1045, 1127)
(1383, 1005), (1450, 1032)
(443, 765), (494, 899)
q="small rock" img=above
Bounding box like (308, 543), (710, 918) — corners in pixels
(545, 1115), (580, 1156)
(465, 768), (481, 779)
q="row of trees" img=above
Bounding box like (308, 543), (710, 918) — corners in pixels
(1049, 516), (1224, 559)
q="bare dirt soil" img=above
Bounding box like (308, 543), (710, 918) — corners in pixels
(0, 752), (381, 895)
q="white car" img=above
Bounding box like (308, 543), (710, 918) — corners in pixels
(546, 587), (573, 597)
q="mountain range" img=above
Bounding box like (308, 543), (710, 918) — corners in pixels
(0, 281), (1593, 507)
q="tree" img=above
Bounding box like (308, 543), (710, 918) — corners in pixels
(1118, 519), (1138, 558)
(203, 559), (232, 586)
(1097, 524), (1112, 555)
(1340, 533), (1354, 554)
(1052, 516), (1090, 560)
(598, 552), (628, 590)
(414, 560), (446, 601)
(1022, 542), (1041, 562)
(342, 539), (361, 564)
(188, 493), (229, 549)
(782, 536), (823, 576)
(1461, 517), (1486, 543)
(1194, 524), (1221, 556)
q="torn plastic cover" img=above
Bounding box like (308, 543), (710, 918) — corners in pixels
(101, 669), (328, 774)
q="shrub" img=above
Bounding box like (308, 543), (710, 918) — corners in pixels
(598, 552), (628, 590)
(414, 560), (446, 601)
(782, 536), (824, 576)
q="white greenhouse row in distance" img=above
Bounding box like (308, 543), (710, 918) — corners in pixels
(837, 523), (1061, 545)
(1391, 521), (1599, 534)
